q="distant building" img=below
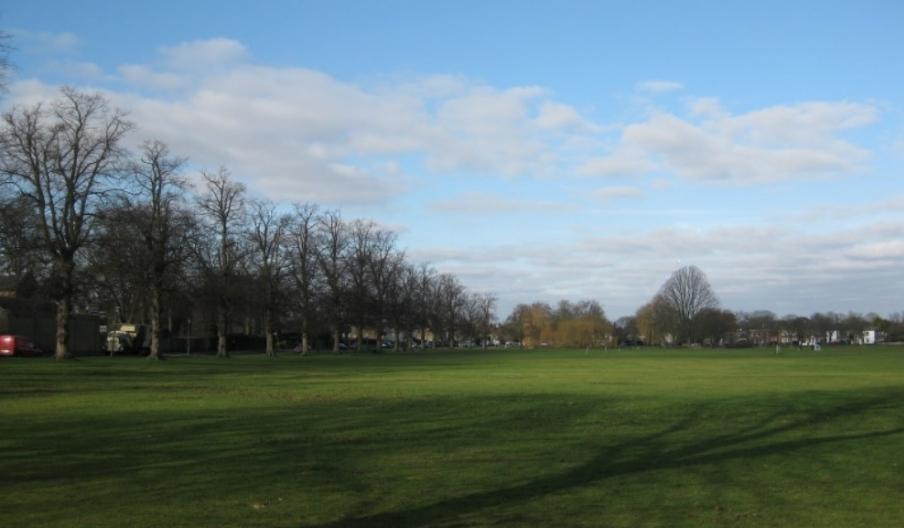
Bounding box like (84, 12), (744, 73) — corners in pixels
(0, 278), (102, 354)
(0, 275), (16, 298)
(859, 329), (883, 345)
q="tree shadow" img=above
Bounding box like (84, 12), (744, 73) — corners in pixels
(299, 392), (904, 528)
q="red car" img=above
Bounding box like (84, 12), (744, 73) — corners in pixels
(0, 335), (43, 357)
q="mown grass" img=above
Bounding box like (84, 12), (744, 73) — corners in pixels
(1, 346), (903, 527)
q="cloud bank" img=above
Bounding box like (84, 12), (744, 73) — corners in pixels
(5, 37), (881, 206)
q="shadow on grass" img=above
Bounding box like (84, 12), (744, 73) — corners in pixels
(299, 392), (904, 528)
(3, 375), (903, 527)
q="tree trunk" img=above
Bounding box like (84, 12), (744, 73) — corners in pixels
(300, 317), (309, 355)
(405, 327), (414, 351)
(217, 303), (229, 358)
(265, 306), (275, 358)
(148, 284), (162, 360)
(393, 327), (400, 352)
(54, 297), (71, 360)
(332, 325), (340, 353)
(54, 259), (75, 360)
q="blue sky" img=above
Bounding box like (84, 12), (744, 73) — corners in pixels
(4, 1), (904, 318)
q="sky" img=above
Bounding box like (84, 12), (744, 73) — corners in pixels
(3, 1), (904, 319)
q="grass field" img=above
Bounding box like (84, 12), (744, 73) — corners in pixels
(1, 346), (903, 527)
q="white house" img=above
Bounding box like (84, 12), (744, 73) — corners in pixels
(861, 329), (881, 345)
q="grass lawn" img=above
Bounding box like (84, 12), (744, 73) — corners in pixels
(1, 346), (903, 527)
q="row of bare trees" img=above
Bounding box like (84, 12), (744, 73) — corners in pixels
(0, 88), (496, 359)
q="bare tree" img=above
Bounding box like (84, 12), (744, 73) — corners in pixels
(130, 140), (190, 359)
(414, 263), (437, 347)
(88, 204), (150, 328)
(0, 190), (44, 283)
(247, 199), (289, 358)
(367, 228), (403, 350)
(0, 31), (12, 93)
(196, 167), (246, 358)
(288, 203), (319, 354)
(387, 262), (418, 351)
(0, 88), (132, 358)
(436, 273), (465, 347)
(474, 293), (497, 348)
(658, 265), (719, 344)
(316, 210), (348, 352)
(346, 219), (375, 350)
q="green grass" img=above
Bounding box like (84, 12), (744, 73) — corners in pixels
(2, 346), (903, 527)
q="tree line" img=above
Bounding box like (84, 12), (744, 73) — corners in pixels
(622, 266), (902, 346)
(0, 88), (497, 360)
(502, 265), (903, 348)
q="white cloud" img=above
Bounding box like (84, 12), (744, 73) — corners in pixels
(593, 101), (876, 183)
(118, 65), (185, 90)
(536, 101), (598, 131)
(845, 240), (904, 261)
(161, 38), (249, 70)
(636, 80), (684, 94)
(431, 192), (570, 214)
(592, 186), (642, 203)
(789, 195), (904, 223)
(723, 102), (878, 145)
(11, 29), (80, 54)
(47, 60), (106, 79)
(417, 220), (904, 318)
(577, 152), (655, 177)
(3, 37), (607, 205)
(688, 97), (726, 119)
(893, 138), (904, 157)
(2, 79), (59, 108)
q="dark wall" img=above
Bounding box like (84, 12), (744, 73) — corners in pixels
(0, 299), (101, 354)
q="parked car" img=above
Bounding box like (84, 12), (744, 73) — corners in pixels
(0, 335), (43, 357)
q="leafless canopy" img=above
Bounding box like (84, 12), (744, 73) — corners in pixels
(0, 30), (12, 92)
(0, 87), (132, 358)
(658, 265), (719, 341)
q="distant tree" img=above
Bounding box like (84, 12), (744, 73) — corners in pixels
(473, 293), (497, 348)
(287, 203), (320, 354)
(247, 199), (289, 358)
(386, 262), (417, 351)
(413, 263), (437, 346)
(0, 190), (44, 283)
(694, 308), (736, 346)
(634, 300), (657, 345)
(316, 210), (348, 352)
(658, 266), (719, 344)
(366, 227), (402, 350)
(436, 273), (465, 346)
(503, 304), (529, 345)
(346, 219), (375, 350)
(88, 203), (150, 327)
(810, 312), (841, 343)
(131, 140), (191, 360)
(196, 167), (246, 358)
(520, 302), (553, 348)
(738, 310), (778, 345)
(780, 314), (812, 344)
(841, 312), (868, 342)
(0, 88), (132, 358)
